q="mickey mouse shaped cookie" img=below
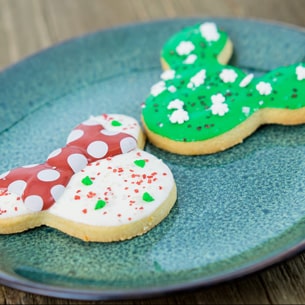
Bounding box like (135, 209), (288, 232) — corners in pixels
(0, 114), (177, 242)
(141, 22), (305, 155)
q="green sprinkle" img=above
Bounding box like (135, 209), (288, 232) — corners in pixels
(134, 159), (146, 168)
(95, 199), (106, 210)
(81, 176), (93, 186)
(111, 120), (122, 126)
(142, 192), (154, 202)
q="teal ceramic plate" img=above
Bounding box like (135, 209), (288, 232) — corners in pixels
(1, 17), (305, 300)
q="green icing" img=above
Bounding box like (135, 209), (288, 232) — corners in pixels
(161, 22), (228, 68)
(111, 120), (122, 126)
(142, 22), (305, 142)
(134, 159), (146, 168)
(94, 199), (106, 210)
(81, 176), (93, 186)
(142, 192), (155, 202)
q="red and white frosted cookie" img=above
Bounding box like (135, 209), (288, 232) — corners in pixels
(0, 114), (176, 242)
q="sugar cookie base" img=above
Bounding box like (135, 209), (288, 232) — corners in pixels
(0, 184), (177, 242)
(45, 183), (177, 242)
(142, 107), (305, 155)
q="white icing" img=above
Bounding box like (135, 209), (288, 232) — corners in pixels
(87, 141), (108, 158)
(48, 149), (175, 226)
(90, 114), (141, 140)
(24, 195), (44, 212)
(66, 129), (84, 144)
(67, 153), (88, 173)
(37, 169), (60, 182)
(8, 180), (27, 196)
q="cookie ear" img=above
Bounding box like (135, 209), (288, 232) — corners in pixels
(0, 114), (145, 232)
(160, 22), (233, 70)
(0, 116), (139, 212)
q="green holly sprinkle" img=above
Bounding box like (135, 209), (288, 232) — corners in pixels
(142, 192), (154, 202)
(81, 176), (93, 186)
(111, 120), (122, 126)
(134, 159), (146, 168)
(95, 199), (106, 210)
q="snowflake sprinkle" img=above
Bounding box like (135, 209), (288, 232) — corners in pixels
(161, 70), (176, 80)
(296, 65), (305, 81)
(210, 93), (228, 116)
(256, 81), (272, 96)
(219, 69), (238, 83)
(176, 41), (195, 56)
(169, 109), (189, 124)
(199, 22), (220, 42)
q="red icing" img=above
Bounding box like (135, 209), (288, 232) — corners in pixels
(0, 119), (137, 211)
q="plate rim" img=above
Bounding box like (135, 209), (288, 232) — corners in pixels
(1, 16), (305, 300)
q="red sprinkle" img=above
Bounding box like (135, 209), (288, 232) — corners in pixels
(82, 209), (87, 214)
(74, 195), (81, 200)
(87, 191), (96, 198)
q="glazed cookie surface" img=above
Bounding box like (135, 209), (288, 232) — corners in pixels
(0, 114), (177, 242)
(141, 22), (305, 155)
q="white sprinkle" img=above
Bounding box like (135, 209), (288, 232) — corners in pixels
(296, 65), (305, 80)
(219, 69), (238, 83)
(176, 41), (195, 55)
(256, 81), (272, 95)
(199, 22), (220, 41)
(239, 74), (254, 88)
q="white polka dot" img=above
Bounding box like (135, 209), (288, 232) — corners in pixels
(87, 141), (108, 158)
(82, 119), (100, 126)
(67, 153), (88, 173)
(24, 195), (44, 211)
(0, 170), (10, 179)
(22, 164), (39, 168)
(8, 180), (27, 196)
(120, 137), (137, 153)
(37, 169), (60, 182)
(51, 185), (65, 201)
(66, 129), (84, 144)
(100, 129), (119, 136)
(47, 148), (62, 160)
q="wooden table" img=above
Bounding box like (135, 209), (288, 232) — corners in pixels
(1, 0), (305, 304)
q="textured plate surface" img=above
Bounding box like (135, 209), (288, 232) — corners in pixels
(1, 17), (305, 300)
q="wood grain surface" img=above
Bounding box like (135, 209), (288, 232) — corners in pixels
(1, 0), (305, 304)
